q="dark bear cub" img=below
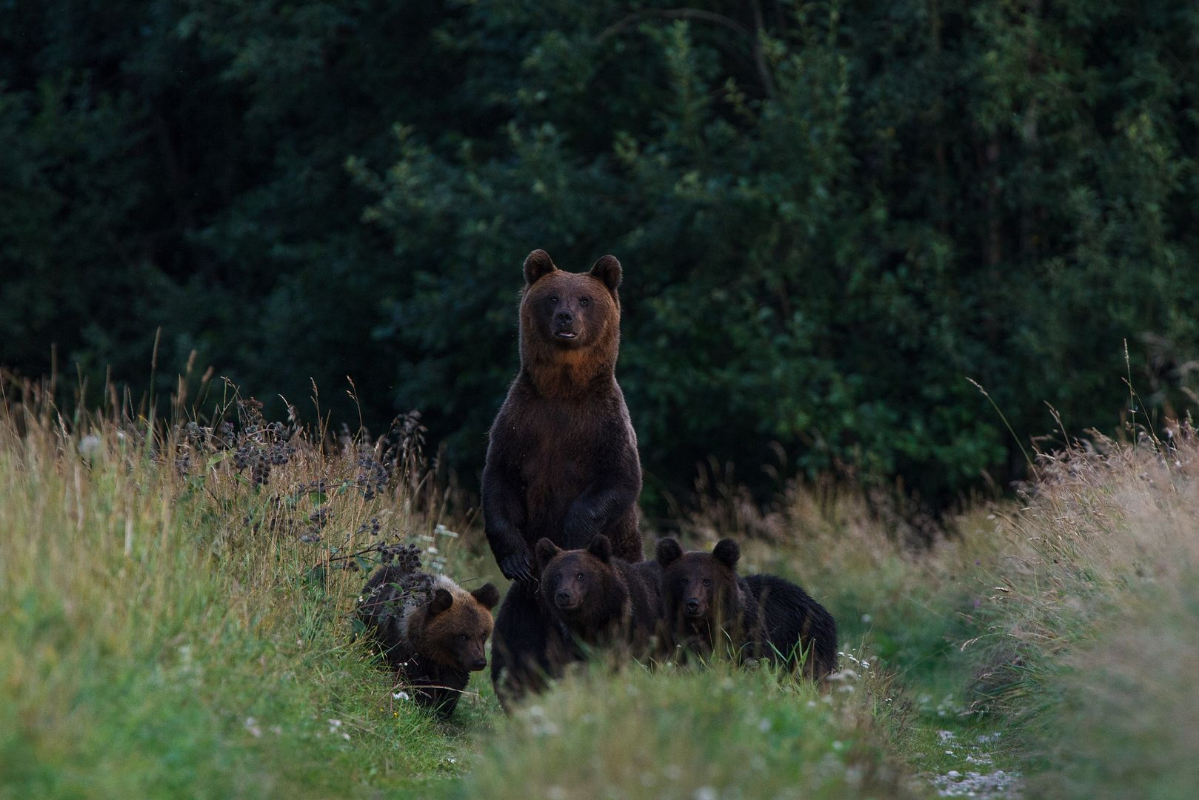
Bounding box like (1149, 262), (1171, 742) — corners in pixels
(358, 562), (500, 718)
(534, 534), (662, 659)
(656, 537), (837, 680)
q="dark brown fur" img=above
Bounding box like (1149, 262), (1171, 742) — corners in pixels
(358, 568), (500, 718)
(534, 535), (662, 660)
(485, 250), (643, 707)
(656, 538), (837, 681)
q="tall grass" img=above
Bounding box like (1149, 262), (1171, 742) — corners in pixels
(0, 379), (495, 798)
(7, 366), (1195, 798)
(968, 427), (1199, 798)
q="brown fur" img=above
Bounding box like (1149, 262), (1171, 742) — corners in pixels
(657, 538), (838, 680)
(486, 249), (643, 707)
(534, 535), (662, 658)
(357, 569), (499, 718)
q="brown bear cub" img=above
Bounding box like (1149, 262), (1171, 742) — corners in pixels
(656, 537), (837, 680)
(358, 561), (500, 718)
(534, 534), (662, 660)
(484, 250), (643, 706)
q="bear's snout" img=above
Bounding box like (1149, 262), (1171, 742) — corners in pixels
(684, 598), (703, 617)
(470, 657), (487, 671)
(553, 310), (578, 339)
(555, 589), (579, 609)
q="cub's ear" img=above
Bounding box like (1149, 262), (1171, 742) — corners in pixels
(471, 583), (501, 611)
(535, 538), (562, 572)
(656, 537), (683, 568)
(586, 534), (612, 564)
(428, 588), (454, 617)
(524, 249), (558, 286)
(589, 255), (622, 293)
(712, 538), (740, 569)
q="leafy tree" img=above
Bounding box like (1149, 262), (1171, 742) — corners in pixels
(3, 0), (1198, 509)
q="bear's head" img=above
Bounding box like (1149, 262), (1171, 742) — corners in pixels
(535, 535), (628, 634)
(519, 250), (623, 394)
(411, 578), (500, 673)
(656, 537), (743, 634)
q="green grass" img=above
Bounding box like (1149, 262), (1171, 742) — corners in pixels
(5, 382), (1199, 798)
(459, 661), (919, 800)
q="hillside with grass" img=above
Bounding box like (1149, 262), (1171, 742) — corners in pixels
(3, 373), (1197, 799)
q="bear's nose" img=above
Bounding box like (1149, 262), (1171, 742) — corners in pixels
(554, 310), (573, 325)
(471, 657), (487, 671)
(556, 590), (573, 606)
(685, 598), (701, 615)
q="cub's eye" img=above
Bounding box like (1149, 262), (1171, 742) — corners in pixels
(579, 296), (591, 307)
(576, 572), (585, 581)
(548, 295), (559, 304)
(457, 633), (467, 642)
(702, 578), (711, 587)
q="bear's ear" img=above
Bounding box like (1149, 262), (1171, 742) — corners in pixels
(471, 582), (501, 610)
(428, 588), (454, 617)
(656, 537), (683, 568)
(524, 249), (558, 286)
(586, 534), (612, 564)
(534, 537), (562, 572)
(712, 538), (740, 569)
(589, 255), (622, 293)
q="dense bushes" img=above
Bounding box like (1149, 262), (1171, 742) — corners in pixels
(3, 1), (1198, 504)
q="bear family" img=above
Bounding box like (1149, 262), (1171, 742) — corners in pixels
(656, 537), (838, 680)
(484, 250), (643, 704)
(358, 562), (500, 718)
(535, 534), (662, 660)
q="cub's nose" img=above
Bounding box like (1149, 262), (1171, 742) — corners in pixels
(684, 598), (701, 616)
(471, 658), (487, 671)
(556, 590), (573, 607)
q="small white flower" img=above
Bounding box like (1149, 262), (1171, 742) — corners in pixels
(244, 717), (262, 738)
(393, 691), (411, 701)
(758, 717), (771, 732)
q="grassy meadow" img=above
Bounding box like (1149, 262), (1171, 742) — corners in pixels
(3, 375), (1198, 798)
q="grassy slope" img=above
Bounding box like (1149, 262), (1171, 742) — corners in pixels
(4, 388), (1198, 799)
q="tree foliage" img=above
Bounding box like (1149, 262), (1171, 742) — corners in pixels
(3, 0), (1198, 506)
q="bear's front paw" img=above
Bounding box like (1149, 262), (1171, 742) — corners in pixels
(499, 551), (535, 584)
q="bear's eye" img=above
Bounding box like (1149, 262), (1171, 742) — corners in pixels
(576, 572), (585, 581)
(579, 296), (591, 307)
(456, 633), (467, 642)
(548, 295), (559, 304)
(702, 578), (711, 587)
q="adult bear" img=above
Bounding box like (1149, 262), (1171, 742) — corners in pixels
(485, 249), (642, 707)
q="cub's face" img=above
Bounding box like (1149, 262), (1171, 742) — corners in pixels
(542, 552), (597, 613)
(424, 584), (499, 672)
(523, 271), (617, 351)
(656, 538), (741, 628)
(535, 535), (615, 617)
(662, 557), (731, 622)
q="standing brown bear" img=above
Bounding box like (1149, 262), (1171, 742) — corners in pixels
(656, 537), (838, 681)
(484, 250), (643, 706)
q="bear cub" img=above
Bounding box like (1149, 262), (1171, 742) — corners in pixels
(535, 534), (662, 659)
(358, 562), (500, 718)
(656, 537), (837, 680)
